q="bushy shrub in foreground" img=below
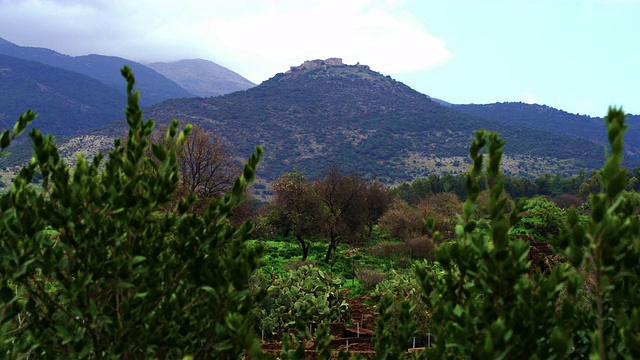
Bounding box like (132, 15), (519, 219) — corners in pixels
(0, 67), (264, 359)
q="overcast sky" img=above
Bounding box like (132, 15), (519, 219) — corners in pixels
(1, 0), (638, 116)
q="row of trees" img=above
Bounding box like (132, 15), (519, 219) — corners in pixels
(393, 166), (640, 204)
(266, 168), (390, 262)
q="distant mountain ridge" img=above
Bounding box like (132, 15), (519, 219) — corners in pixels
(148, 59), (255, 97)
(0, 54), (123, 135)
(454, 102), (640, 156)
(0, 37), (194, 106)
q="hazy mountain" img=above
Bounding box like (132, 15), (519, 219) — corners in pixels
(0, 37), (194, 106)
(147, 59), (255, 97)
(454, 102), (640, 157)
(0, 54), (123, 135)
(78, 59), (611, 183)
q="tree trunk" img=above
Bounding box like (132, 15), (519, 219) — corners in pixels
(296, 235), (310, 261)
(366, 223), (374, 240)
(325, 234), (337, 263)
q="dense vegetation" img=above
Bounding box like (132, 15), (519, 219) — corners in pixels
(2, 67), (640, 359)
(0, 68), (263, 358)
(392, 166), (640, 203)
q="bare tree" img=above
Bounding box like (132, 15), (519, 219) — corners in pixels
(149, 124), (240, 214)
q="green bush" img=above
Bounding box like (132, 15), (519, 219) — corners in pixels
(258, 265), (350, 338)
(554, 108), (640, 358)
(418, 108), (640, 359)
(527, 195), (565, 235)
(0, 67), (264, 359)
(417, 130), (582, 359)
(372, 266), (433, 340)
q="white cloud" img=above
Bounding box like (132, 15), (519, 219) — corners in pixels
(198, 1), (452, 81)
(0, 0), (452, 83)
(522, 92), (537, 104)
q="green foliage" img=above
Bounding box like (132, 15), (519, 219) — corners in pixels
(0, 67), (264, 359)
(374, 294), (415, 360)
(372, 266), (433, 338)
(259, 265), (349, 337)
(556, 107), (640, 358)
(416, 129), (582, 359)
(526, 195), (566, 235)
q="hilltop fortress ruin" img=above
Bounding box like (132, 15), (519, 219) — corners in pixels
(286, 58), (370, 73)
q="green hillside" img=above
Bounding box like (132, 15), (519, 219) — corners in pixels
(454, 102), (640, 164)
(2, 59), (619, 184)
(136, 61), (608, 182)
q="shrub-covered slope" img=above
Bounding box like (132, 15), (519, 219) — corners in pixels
(136, 62), (609, 182)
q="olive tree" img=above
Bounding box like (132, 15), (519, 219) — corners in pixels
(269, 168), (389, 264)
(269, 170), (321, 260)
(314, 167), (381, 264)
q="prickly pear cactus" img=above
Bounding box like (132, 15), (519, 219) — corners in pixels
(260, 265), (350, 337)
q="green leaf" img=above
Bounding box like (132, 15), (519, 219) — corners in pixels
(131, 256), (146, 266)
(55, 325), (73, 345)
(200, 286), (216, 294)
(0, 130), (10, 149)
(117, 282), (133, 290)
(453, 304), (463, 317)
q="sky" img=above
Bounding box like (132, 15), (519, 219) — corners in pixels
(0, 0), (638, 117)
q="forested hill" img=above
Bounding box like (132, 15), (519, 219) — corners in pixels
(454, 102), (640, 155)
(0, 54), (123, 135)
(93, 59), (609, 183)
(0, 37), (194, 106)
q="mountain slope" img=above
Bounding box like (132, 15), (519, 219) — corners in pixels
(454, 102), (640, 160)
(147, 59), (255, 97)
(0, 54), (124, 135)
(84, 59), (611, 183)
(0, 37), (194, 106)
